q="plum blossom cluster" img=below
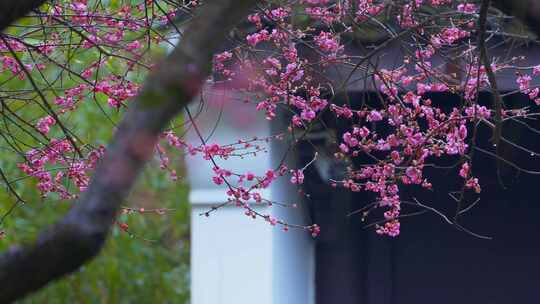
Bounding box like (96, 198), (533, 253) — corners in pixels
(203, 161), (320, 236)
(17, 140), (105, 199)
(208, 0), (540, 236)
(4, 1), (189, 203)
(4, 0), (540, 239)
(94, 77), (140, 109)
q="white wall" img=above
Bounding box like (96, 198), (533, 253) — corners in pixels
(185, 87), (314, 304)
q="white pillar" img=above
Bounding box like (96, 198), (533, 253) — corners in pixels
(185, 87), (315, 304)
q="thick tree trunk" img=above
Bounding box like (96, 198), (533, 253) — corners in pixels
(0, 1), (256, 302)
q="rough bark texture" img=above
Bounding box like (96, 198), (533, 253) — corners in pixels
(0, 1), (256, 302)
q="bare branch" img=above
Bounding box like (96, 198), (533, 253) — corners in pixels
(479, 0), (503, 147)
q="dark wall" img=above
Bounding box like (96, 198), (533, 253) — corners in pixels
(300, 92), (540, 304)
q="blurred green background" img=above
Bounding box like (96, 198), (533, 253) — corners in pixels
(0, 161), (191, 304)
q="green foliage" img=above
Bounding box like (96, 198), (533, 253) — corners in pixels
(0, 167), (190, 304)
(0, 94), (190, 301)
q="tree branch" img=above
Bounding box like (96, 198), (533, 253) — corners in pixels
(479, 0), (503, 146)
(0, 1), (256, 302)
